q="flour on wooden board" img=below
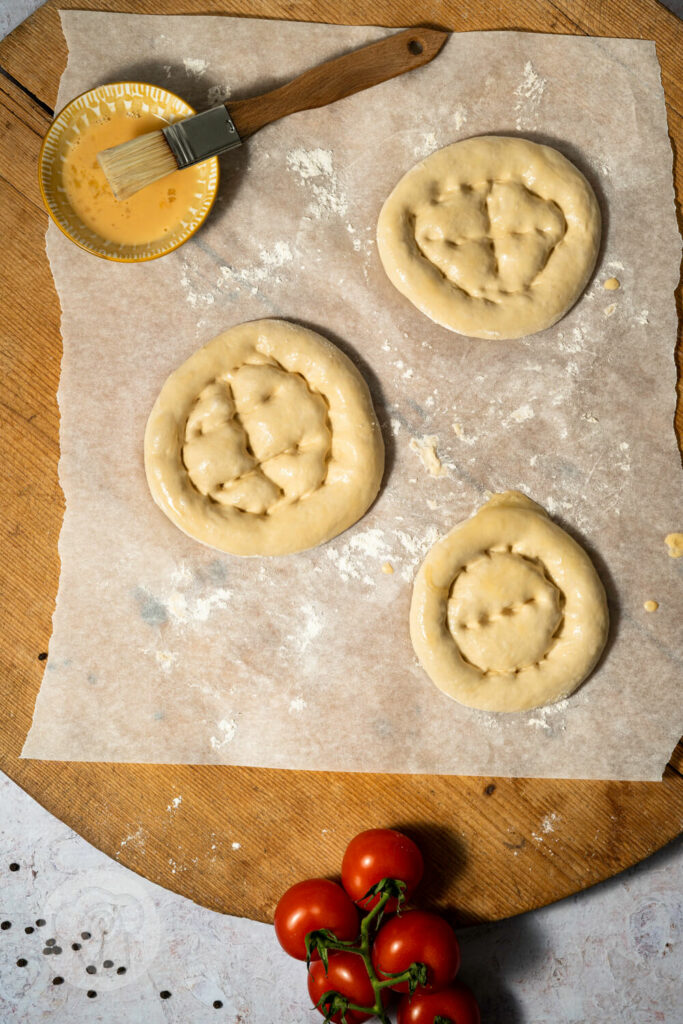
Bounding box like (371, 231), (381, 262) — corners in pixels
(532, 812), (560, 842)
(116, 826), (146, 856)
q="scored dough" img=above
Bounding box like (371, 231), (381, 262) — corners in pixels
(410, 491), (609, 712)
(377, 136), (601, 339)
(144, 319), (384, 556)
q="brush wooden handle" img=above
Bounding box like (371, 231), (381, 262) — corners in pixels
(227, 27), (449, 140)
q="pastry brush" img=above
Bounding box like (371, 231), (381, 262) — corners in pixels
(98, 27), (448, 200)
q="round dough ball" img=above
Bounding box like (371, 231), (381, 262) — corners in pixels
(144, 319), (384, 556)
(377, 136), (601, 340)
(410, 491), (609, 712)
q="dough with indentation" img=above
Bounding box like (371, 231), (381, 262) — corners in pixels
(377, 136), (601, 339)
(410, 491), (608, 712)
(144, 319), (384, 556)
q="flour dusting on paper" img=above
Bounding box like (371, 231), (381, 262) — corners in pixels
(286, 147), (348, 218)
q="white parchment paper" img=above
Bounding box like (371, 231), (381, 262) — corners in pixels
(22, 12), (682, 778)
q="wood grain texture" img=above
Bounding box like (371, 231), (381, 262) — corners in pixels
(0, 1), (681, 926)
(229, 27), (448, 138)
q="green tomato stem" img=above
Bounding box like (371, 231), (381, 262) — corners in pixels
(357, 890), (392, 1021)
(307, 883), (421, 1024)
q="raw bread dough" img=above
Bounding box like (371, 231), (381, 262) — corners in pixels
(144, 320), (384, 556)
(377, 136), (601, 339)
(665, 533), (683, 558)
(410, 491), (608, 712)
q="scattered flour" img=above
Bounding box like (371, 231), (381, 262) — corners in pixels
(533, 812), (560, 841)
(326, 528), (393, 584)
(209, 718), (237, 751)
(453, 105), (467, 131)
(154, 650), (178, 673)
(118, 827), (146, 853)
(231, 842), (241, 851)
(413, 131), (439, 159)
(286, 147), (348, 219)
(394, 526), (441, 582)
(289, 696), (307, 714)
(220, 241), (293, 291)
(514, 61), (546, 129)
(207, 83), (231, 105)
(183, 58), (208, 76)
(167, 587), (233, 624)
(166, 796), (182, 812)
(505, 404), (535, 426)
(180, 253), (216, 308)
(558, 327), (586, 354)
(326, 524), (440, 585)
(527, 699), (569, 733)
(287, 603), (324, 653)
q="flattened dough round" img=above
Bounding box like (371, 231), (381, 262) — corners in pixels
(144, 319), (384, 556)
(410, 492), (608, 712)
(377, 136), (601, 339)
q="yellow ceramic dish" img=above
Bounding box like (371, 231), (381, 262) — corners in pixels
(38, 81), (219, 263)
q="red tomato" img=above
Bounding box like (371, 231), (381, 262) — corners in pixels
(396, 983), (481, 1024)
(371, 910), (460, 993)
(307, 952), (385, 1024)
(274, 879), (359, 961)
(341, 829), (424, 910)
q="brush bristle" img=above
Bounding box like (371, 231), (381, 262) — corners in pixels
(97, 131), (179, 200)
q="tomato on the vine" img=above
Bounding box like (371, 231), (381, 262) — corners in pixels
(307, 951), (387, 1024)
(274, 879), (359, 961)
(341, 828), (424, 910)
(396, 982), (481, 1024)
(371, 910), (460, 993)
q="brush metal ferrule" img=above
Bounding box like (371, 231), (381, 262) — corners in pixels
(162, 106), (241, 168)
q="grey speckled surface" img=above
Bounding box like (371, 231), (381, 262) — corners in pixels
(1, 772), (682, 1022)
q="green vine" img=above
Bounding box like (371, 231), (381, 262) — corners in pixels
(310, 879), (432, 1024)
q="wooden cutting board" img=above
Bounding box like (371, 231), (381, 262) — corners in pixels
(1, 0), (681, 927)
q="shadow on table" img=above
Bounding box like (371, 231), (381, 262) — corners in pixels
(458, 910), (545, 1024)
(457, 834), (683, 1022)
